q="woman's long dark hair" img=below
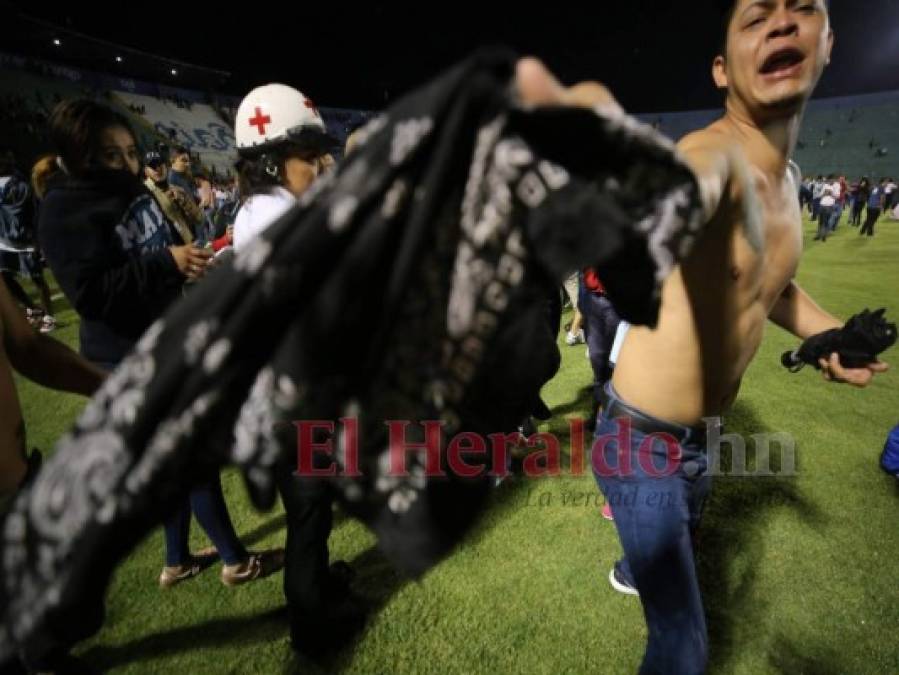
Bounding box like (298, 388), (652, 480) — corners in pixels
(48, 99), (137, 177)
(235, 149), (286, 202)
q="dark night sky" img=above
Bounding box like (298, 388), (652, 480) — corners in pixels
(10, 1), (899, 112)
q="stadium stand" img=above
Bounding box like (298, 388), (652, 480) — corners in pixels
(638, 90), (899, 179)
(1, 48), (895, 183)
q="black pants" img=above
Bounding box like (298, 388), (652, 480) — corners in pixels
(816, 205), (833, 240)
(850, 201), (864, 226)
(861, 208), (880, 236)
(276, 461), (334, 640)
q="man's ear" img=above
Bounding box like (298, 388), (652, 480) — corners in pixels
(713, 55), (728, 90)
(825, 28), (834, 65)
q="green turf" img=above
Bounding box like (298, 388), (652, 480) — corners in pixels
(13, 214), (899, 674)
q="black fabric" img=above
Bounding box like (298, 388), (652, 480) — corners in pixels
(37, 169), (184, 363)
(1, 50), (703, 664)
(783, 308), (897, 371)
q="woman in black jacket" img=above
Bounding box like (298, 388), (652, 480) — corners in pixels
(38, 99), (282, 589)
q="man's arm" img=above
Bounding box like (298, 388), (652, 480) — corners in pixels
(0, 279), (106, 396)
(769, 280), (841, 339)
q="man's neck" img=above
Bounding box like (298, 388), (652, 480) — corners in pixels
(722, 97), (805, 179)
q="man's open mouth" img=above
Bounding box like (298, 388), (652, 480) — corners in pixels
(759, 47), (806, 75)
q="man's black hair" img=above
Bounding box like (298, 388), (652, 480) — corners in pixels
(717, 0), (830, 54)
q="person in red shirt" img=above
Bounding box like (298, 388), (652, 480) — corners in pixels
(580, 268), (621, 426)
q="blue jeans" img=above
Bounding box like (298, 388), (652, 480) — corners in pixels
(93, 359), (249, 567)
(593, 384), (712, 675)
(164, 475), (248, 566)
(579, 284), (621, 401)
(828, 204), (843, 233)
(816, 206), (833, 240)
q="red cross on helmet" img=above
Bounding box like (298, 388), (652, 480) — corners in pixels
(235, 83), (336, 156)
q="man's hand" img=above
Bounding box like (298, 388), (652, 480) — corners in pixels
(515, 57), (623, 114)
(169, 245), (213, 280)
(818, 353), (889, 387)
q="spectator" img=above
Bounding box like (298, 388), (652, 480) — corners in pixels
(826, 174), (842, 233)
(143, 150), (204, 245)
(580, 267), (621, 427)
(38, 99), (282, 589)
(798, 177), (812, 211)
(232, 83), (361, 654)
(815, 180), (835, 242)
(0, 150), (55, 332)
(232, 84), (337, 249)
(850, 177), (869, 227)
(811, 175), (825, 220)
(883, 177), (897, 217)
(881, 424), (899, 479)
(167, 145), (197, 199)
(860, 178), (885, 237)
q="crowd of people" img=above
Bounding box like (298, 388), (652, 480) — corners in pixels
(799, 174), (899, 242)
(0, 78), (367, 667)
(799, 173), (898, 240)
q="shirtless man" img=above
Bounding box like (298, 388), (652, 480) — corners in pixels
(517, 0), (887, 672)
(0, 278), (105, 512)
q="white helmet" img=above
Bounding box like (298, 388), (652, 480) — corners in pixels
(235, 83), (335, 155)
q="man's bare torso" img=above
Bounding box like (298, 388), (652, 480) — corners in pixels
(613, 119), (804, 426)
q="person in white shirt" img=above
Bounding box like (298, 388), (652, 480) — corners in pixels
(815, 181), (836, 242)
(232, 83), (337, 251)
(827, 175), (842, 233)
(884, 177), (897, 217)
(811, 175), (826, 220)
(230, 82), (363, 651)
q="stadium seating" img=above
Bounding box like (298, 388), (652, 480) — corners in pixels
(115, 92), (237, 175)
(2, 53), (896, 183)
(638, 90), (899, 180)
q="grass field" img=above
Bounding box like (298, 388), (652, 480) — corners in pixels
(13, 213), (899, 674)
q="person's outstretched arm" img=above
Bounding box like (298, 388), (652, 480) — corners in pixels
(0, 278), (106, 396)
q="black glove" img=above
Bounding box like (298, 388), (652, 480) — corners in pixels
(781, 308), (897, 372)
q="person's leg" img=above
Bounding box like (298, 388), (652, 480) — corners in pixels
(189, 475), (248, 565)
(867, 209), (879, 236)
(568, 309), (584, 341)
(832, 206), (841, 232)
(562, 273), (579, 310)
(593, 414), (709, 674)
(163, 499), (193, 567)
(278, 463), (337, 647)
(567, 274), (586, 345)
(582, 294), (605, 395)
(1, 270), (35, 310)
(861, 208), (878, 236)
(815, 207), (830, 240)
(31, 272), (53, 318)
